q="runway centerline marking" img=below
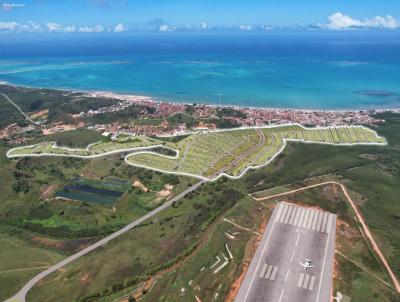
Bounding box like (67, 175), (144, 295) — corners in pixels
(290, 251), (295, 263)
(284, 269), (290, 282)
(278, 289), (285, 302)
(295, 233), (300, 246)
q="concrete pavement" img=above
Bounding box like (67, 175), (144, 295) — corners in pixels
(235, 202), (336, 302)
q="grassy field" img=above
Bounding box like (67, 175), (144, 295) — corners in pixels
(8, 125), (386, 180)
(1, 114), (399, 302)
(35, 129), (105, 148)
(0, 230), (65, 301)
(22, 170), (399, 302)
(0, 128), (196, 301)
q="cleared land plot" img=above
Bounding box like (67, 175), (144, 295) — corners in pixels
(127, 126), (385, 179)
(7, 125), (386, 180)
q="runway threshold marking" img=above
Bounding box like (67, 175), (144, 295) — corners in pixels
(276, 203), (333, 234)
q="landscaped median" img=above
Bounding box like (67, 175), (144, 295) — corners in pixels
(7, 124), (386, 181)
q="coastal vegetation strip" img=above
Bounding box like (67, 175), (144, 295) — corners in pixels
(7, 125), (386, 180)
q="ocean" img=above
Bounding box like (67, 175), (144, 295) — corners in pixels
(0, 31), (400, 110)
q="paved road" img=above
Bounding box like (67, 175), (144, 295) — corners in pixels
(235, 202), (336, 302)
(0, 93), (40, 126)
(5, 180), (205, 302)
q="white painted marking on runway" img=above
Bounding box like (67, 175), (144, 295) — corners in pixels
(290, 251), (295, 263)
(242, 205), (278, 302)
(311, 211), (319, 230)
(270, 266), (278, 281)
(316, 211), (323, 231)
(295, 233), (300, 246)
(289, 207), (298, 225)
(265, 265), (273, 279)
(278, 289), (284, 302)
(275, 203), (284, 223)
(297, 273), (305, 287)
(321, 212), (328, 233)
(293, 207), (301, 226)
(297, 208), (306, 227)
(302, 209), (311, 228)
(307, 211), (315, 229)
(303, 274), (310, 289)
(326, 214), (332, 234)
(284, 269), (290, 282)
(316, 212), (335, 302)
(280, 204), (289, 223)
(284, 206), (293, 224)
(308, 275), (316, 291)
(259, 263), (268, 278)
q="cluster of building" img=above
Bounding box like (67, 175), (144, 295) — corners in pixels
(82, 94), (385, 136)
(1, 93), (388, 143)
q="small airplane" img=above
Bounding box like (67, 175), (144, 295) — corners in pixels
(300, 258), (314, 270)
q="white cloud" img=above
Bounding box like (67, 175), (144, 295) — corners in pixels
(0, 20), (44, 32)
(363, 15), (400, 29)
(114, 23), (125, 32)
(0, 21), (19, 31)
(46, 22), (76, 32)
(159, 24), (172, 32)
(78, 25), (104, 32)
(46, 22), (62, 32)
(63, 25), (76, 32)
(27, 21), (41, 32)
(200, 21), (209, 30)
(239, 24), (253, 31)
(327, 12), (400, 30)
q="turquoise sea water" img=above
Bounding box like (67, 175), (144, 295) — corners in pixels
(0, 32), (400, 109)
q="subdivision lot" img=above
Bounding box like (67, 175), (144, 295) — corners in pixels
(7, 125), (386, 180)
(235, 202), (336, 302)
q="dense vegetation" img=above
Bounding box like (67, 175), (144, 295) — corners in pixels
(0, 84), (119, 127)
(0, 85), (399, 302)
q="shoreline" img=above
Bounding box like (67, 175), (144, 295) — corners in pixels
(1, 81), (399, 113)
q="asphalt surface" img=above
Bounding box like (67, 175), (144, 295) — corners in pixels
(5, 180), (205, 302)
(235, 202), (336, 302)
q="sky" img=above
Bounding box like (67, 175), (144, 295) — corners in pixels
(0, 0), (399, 33)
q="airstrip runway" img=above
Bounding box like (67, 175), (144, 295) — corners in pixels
(235, 202), (336, 302)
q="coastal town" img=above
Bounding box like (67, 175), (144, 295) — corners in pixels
(0, 90), (390, 144)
